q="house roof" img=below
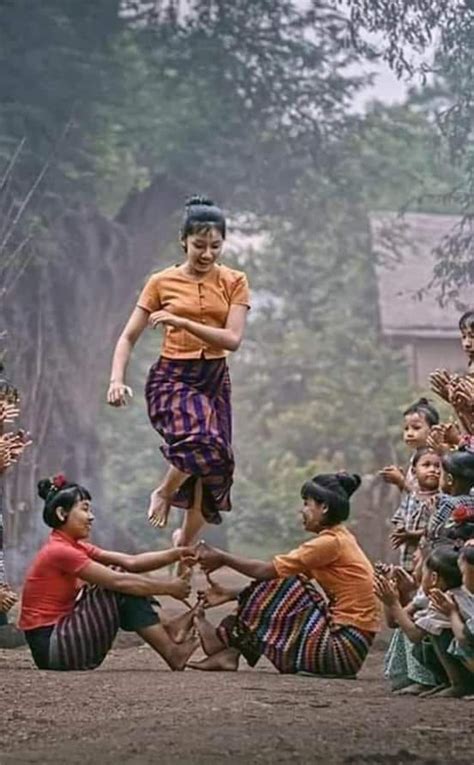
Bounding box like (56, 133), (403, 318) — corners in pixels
(370, 212), (472, 339)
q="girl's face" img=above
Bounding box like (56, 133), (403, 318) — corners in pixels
(459, 556), (474, 593)
(182, 227), (223, 276)
(415, 452), (441, 491)
(460, 325), (474, 359)
(421, 562), (439, 595)
(403, 412), (431, 450)
(59, 499), (94, 540)
(301, 497), (327, 533)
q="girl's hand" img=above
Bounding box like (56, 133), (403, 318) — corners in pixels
(149, 310), (185, 330)
(167, 575), (193, 602)
(393, 566), (416, 597)
(0, 586), (18, 613)
(107, 381), (133, 407)
(374, 574), (399, 607)
(0, 402), (20, 424)
(379, 465), (405, 490)
(429, 588), (458, 617)
(429, 369), (452, 401)
(390, 527), (409, 549)
(195, 540), (225, 574)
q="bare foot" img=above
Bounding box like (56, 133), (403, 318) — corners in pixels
(393, 683), (431, 696)
(148, 488), (171, 528)
(165, 605), (198, 644)
(188, 647), (240, 671)
(168, 635), (200, 671)
(194, 605), (226, 656)
(419, 684), (449, 698)
(198, 573), (240, 608)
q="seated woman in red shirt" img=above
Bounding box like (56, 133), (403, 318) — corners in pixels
(189, 473), (380, 677)
(19, 474), (198, 671)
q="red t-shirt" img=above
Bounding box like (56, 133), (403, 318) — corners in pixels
(19, 530), (105, 630)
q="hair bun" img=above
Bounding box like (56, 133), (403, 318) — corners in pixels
(185, 195), (215, 208)
(336, 473), (361, 498)
(37, 478), (53, 500)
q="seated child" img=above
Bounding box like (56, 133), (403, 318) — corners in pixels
(429, 544), (474, 684)
(375, 545), (473, 697)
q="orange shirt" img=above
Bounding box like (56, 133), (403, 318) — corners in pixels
(273, 525), (380, 632)
(137, 263), (250, 359)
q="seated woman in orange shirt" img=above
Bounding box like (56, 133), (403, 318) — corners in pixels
(107, 196), (250, 547)
(189, 473), (380, 677)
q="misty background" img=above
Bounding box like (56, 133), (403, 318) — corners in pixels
(1, 1), (472, 583)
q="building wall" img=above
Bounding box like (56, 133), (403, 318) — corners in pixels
(403, 338), (466, 386)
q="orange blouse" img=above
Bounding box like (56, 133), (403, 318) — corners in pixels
(273, 525), (380, 633)
(137, 263), (250, 359)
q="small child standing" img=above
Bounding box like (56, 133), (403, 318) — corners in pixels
(380, 397), (440, 496)
(390, 448), (441, 572)
(427, 446), (474, 543)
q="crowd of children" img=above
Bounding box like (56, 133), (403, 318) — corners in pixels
(375, 309), (474, 698)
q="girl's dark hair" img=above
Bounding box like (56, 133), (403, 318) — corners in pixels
(442, 446), (474, 487)
(181, 195), (226, 239)
(300, 472), (361, 526)
(412, 446), (439, 469)
(460, 545), (474, 565)
(403, 397), (439, 427)
(447, 520), (474, 545)
(38, 476), (91, 529)
(425, 545), (462, 589)
(458, 310), (474, 332)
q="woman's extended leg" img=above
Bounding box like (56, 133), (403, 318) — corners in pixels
(148, 465), (189, 528)
(193, 605), (226, 656)
(188, 648), (240, 671)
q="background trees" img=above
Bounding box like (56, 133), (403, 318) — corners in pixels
(1, 1), (471, 577)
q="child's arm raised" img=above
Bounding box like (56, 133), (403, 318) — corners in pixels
(374, 574), (425, 642)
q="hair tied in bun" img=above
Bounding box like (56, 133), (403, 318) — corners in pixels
(52, 473), (68, 490)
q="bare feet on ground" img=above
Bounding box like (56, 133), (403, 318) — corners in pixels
(193, 604), (226, 656)
(164, 605), (198, 644)
(168, 635), (200, 671)
(188, 647), (240, 672)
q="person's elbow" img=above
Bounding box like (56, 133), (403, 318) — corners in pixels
(226, 332), (243, 352)
(119, 555), (140, 573)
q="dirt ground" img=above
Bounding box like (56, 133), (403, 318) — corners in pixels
(1, 583), (473, 765)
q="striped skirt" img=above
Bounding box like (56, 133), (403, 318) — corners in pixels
(25, 585), (159, 671)
(145, 357), (234, 524)
(218, 576), (374, 676)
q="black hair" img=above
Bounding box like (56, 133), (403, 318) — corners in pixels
(181, 195), (226, 239)
(38, 476), (91, 529)
(412, 446), (439, 469)
(458, 310), (474, 332)
(403, 397), (439, 427)
(460, 545), (474, 566)
(425, 545), (462, 589)
(300, 472), (361, 526)
(447, 520), (474, 545)
(442, 446), (474, 489)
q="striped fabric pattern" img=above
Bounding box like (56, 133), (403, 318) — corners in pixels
(221, 576), (374, 677)
(145, 357), (234, 524)
(49, 585), (120, 671)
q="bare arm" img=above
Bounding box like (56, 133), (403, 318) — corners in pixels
(197, 543), (277, 580)
(450, 609), (469, 646)
(79, 561), (191, 600)
(95, 547), (193, 573)
(390, 602), (425, 643)
(108, 307), (149, 405)
(150, 304), (248, 353)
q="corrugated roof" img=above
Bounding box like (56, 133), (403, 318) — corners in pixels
(370, 212), (472, 338)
